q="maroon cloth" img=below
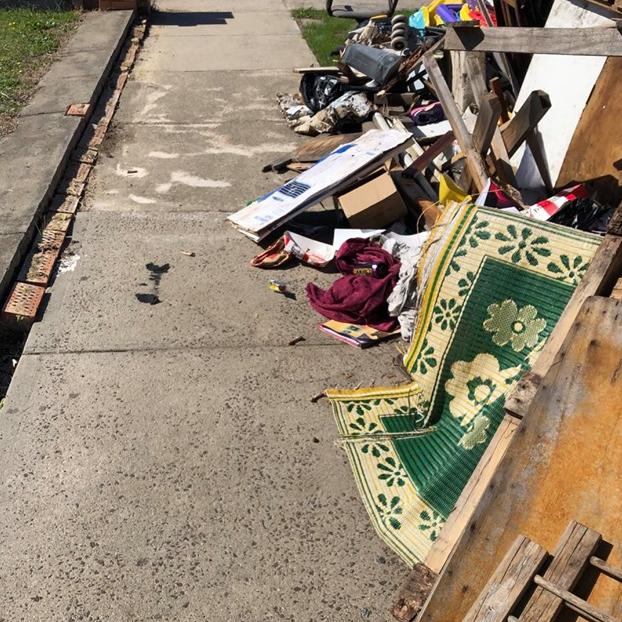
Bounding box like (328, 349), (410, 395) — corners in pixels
(306, 239), (400, 331)
(334, 238), (397, 276)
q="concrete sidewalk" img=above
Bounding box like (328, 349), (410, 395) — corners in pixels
(0, 2), (406, 620)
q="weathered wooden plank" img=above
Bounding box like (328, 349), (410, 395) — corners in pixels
(504, 372), (541, 419)
(462, 535), (547, 622)
(591, 557), (622, 583)
(610, 277), (622, 300)
(464, 53), (517, 187)
(473, 93), (502, 157)
(417, 296), (622, 622)
(444, 25), (622, 56)
(261, 133), (360, 173)
(519, 521), (601, 622)
(609, 202), (622, 236)
(557, 57), (622, 208)
(423, 52), (488, 191)
(500, 90), (551, 158)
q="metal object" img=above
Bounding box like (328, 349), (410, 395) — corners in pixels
(325, 0), (399, 21)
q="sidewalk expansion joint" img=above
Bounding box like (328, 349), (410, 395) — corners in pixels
(24, 342), (346, 356)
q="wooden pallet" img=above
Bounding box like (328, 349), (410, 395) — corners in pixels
(465, 521), (621, 622)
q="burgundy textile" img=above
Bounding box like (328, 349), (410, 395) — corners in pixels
(334, 238), (397, 276)
(306, 239), (400, 330)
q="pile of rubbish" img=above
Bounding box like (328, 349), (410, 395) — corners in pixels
(227, 0), (619, 347)
(227, 0), (621, 610)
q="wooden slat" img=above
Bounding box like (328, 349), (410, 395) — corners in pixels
(473, 93), (502, 157)
(444, 25), (622, 56)
(518, 521), (601, 622)
(500, 90), (551, 158)
(462, 535), (548, 622)
(423, 53), (488, 191)
(532, 575), (620, 622)
(409, 131), (455, 173)
(464, 54), (517, 187)
(426, 416), (520, 573)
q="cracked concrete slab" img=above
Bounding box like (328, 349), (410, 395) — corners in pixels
(150, 8), (301, 36)
(25, 210), (358, 353)
(62, 10), (134, 54)
(2, 0), (409, 617)
(117, 70), (299, 125)
(84, 120), (301, 212)
(138, 32), (315, 72)
(0, 347), (403, 621)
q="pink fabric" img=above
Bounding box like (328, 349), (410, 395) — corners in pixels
(306, 239), (400, 330)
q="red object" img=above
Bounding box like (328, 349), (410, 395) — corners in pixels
(306, 239), (400, 331)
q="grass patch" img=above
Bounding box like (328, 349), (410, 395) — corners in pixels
(0, 8), (79, 135)
(291, 8), (357, 66)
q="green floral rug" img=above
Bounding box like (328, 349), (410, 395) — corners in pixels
(326, 204), (601, 565)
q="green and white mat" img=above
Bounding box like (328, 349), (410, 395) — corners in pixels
(326, 203), (601, 565)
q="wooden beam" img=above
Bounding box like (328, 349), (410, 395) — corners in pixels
(408, 131), (455, 174)
(462, 535), (548, 622)
(500, 90), (551, 158)
(473, 93), (502, 157)
(390, 563), (437, 622)
(474, 0), (520, 94)
(490, 77), (510, 122)
(444, 24), (622, 56)
(423, 53), (489, 191)
(522, 213), (622, 372)
(465, 54), (518, 188)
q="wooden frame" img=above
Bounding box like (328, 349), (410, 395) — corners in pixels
(444, 24), (622, 56)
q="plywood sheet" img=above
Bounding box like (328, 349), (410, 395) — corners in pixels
(557, 56), (622, 206)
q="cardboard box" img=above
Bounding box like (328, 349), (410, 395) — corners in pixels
(337, 170), (407, 228)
